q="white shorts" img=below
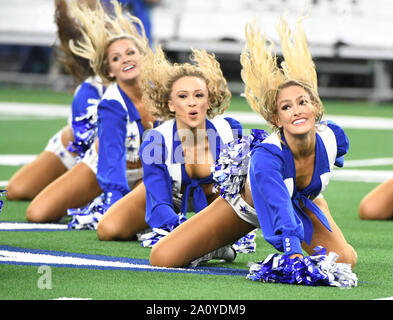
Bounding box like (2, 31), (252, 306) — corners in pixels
(126, 167), (143, 188)
(81, 146), (142, 188)
(225, 193), (260, 228)
(44, 130), (77, 170)
(81, 145), (98, 174)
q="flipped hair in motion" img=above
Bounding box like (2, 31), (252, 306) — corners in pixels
(54, 0), (94, 84)
(68, 0), (148, 84)
(240, 16), (324, 133)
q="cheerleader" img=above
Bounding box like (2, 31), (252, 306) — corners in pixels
(6, 0), (104, 202)
(26, 0), (155, 225)
(150, 16), (358, 287)
(97, 45), (241, 254)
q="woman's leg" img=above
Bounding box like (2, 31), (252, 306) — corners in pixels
(302, 197), (357, 268)
(358, 178), (393, 220)
(150, 196), (255, 268)
(26, 162), (102, 222)
(6, 151), (68, 200)
(97, 182), (148, 241)
(6, 126), (76, 201)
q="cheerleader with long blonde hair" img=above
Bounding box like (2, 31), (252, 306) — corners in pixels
(25, 0), (156, 227)
(150, 16), (358, 287)
(96, 45), (242, 251)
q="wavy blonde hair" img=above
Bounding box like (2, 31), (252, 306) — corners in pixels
(140, 45), (231, 120)
(240, 16), (324, 133)
(68, 0), (148, 84)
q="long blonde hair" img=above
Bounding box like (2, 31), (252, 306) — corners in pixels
(140, 45), (231, 120)
(68, 0), (148, 84)
(240, 16), (324, 133)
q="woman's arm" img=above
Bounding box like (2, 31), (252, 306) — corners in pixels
(249, 145), (304, 256)
(140, 129), (181, 228)
(96, 99), (130, 206)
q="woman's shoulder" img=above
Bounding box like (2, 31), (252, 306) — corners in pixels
(151, 119), (175, 134)
(251, 131), (285, 162)
(101, 82), (120, 100)
(142, 120), (173, 143)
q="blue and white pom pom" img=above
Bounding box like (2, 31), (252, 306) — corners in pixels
(233, 229), (257, 253)
(67, 193), (107, 230)
(0, 190), (7, 214)
(246, 246), (357, 287)
(67, 104), (98, 159)
(212, 129), (269, 200)
(140, 214), (187, 248)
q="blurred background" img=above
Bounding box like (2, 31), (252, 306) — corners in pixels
(0, 0), (393, 103)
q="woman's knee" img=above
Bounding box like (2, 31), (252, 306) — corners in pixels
(97, 219), (117, 241)
(96, 218), (131, 241)
(6, 182), (29, 201)
(150, 240), (180, 268)
(25, 202), (52, 223)
(150, 247), (171, 268)
(358, 198), (388, 220)
(358, 198), (374, 220)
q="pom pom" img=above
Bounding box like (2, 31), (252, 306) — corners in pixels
(0, 190), (7, 214)
(233, 229), (257, 253)
(67, 103), (98, 159)
(139, 214), (187, 247)
(67, 193), (107, 230)
(246, 246), (358, 287)
(212, 129), (268, 199)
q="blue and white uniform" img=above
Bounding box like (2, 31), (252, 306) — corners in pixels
(220, 122), (358, 287)
(45, 75), (104, 169)
(222, 121), (349, 257)
(70, 75), (105, 137)
(68, 81), (157, 230)
(96, 82), (157, 207)
(140, 117), (243, 229)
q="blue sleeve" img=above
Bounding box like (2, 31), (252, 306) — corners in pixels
(68, 82), (102, 156)
(224, 117), (243, 138)
(249, 145), (303, 256)
(327, 120), (349, 167)
(140, 129), (179, 228)
(96, 99), (130, 204)
(71, 82), (101, 122)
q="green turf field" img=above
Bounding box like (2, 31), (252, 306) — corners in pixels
(0, 87), (392, 303)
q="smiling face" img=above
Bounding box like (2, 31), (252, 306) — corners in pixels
(274, 85), (319, 138)
(107, 38), (141, 83)
(168, 76), (209, 130)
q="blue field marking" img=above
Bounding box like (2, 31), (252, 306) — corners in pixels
(0, 245), (249, 277)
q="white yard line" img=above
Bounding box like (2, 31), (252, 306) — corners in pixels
(0, 154), (37, 166)
(0, 246), (247, 277)
(0, 248), (187, 272)
(0, 102), (69, 118)
(331, 169), (393, 183)
(344, 158), (393, 167)
(0, 222), (68, 231)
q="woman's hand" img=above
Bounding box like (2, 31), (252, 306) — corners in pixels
(290, 253), (304, 259)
